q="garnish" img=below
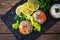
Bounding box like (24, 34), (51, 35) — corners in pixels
(39, 0), (51, 10)
(55, 8), (60, 13)
(26, 15), (41, 32)
(12, 20), (19, 29)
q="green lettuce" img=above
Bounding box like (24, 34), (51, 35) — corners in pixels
(12, 20), (19, 29)
(26, 15), (41, 32)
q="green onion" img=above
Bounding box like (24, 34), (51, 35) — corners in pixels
(55, 8), (60, 13)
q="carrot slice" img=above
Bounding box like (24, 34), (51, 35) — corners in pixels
(39, 13), (46, 20)
(20, 26), (26, 33)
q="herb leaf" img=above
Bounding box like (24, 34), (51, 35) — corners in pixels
(55, 8), (60, 13)
(39, 0), (51, 10)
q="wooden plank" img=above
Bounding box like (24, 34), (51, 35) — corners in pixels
(0, 34), (60, 40)
(45, 21), (60, 33)
(0, 23), (12, 33)
(36, 34), (60, 40)
(0, 0), (20, 6)
(0, 19), (12, 33)
(0, 19), (4, 24)
(0, 0), (20, 2)
(0, 0), (20, 15)
(0, 34), (16, 40)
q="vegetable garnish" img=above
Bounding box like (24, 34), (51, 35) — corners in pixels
(20, 26), (26, 33)
(12, 20), (19, 29)
(55, 8), (60, 13)
(26, 15), (41, 32)
(39, 0), (51, 10)
(13, 12), (41, 31)
(12, 13), (26, 29)
(31, 20), (41, 31)
(39, 13), (46, 20)
(14, 12), (26, 22)
(50, 4), (60, 18)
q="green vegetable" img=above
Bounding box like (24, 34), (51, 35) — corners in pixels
(14, 12), (26, 22)
(26, 15), (41, 32)
(31, 20), (41, 31)
(39, 0), (51, 10)
(25, 15), (34, 21)
(12, 12), (26, 29)
(12, 13), (41, 32)
(55, 8), (60, 13)
(12, 20), (19, 29)
(14, 15), (20, 21)
(18, 12), (26, 21)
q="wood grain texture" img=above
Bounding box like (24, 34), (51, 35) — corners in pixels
(0, 19), (12, 33)
(0, 0), (20, 15)
(45, 21), (60, 33)
(0, 34), (60, 40)
(36, 34), (60, 40)
(0, 0), (60, 40)
(0, 34), (16, 40)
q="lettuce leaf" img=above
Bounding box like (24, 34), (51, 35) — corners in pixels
(12, 20), (19, 29)
(26, 15), (41, 32)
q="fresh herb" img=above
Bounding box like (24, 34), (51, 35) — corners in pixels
(14, 12), (26, 22)
(39, 0), (51, 10)
(12, 12), (26, 29)
(18, 12), (26, 21)
(55, 8), (60, 13)
(14, 15), (20, 21)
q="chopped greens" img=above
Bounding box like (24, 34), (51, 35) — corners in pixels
(14, 12), (26, 22)
(14, 15), (20, 21)
(55, 8), (60, 13)
(39, 0), (51, 10)
(18, 12), (26, 21)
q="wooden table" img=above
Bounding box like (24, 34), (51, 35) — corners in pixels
(0, 0), (60, 40)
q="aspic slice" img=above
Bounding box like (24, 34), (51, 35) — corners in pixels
(27, 0), (39, 11)
(21, 3), (33, 15)
(16, 5), (23, 15)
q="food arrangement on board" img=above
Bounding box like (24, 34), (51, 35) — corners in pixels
(12, 0), (60, 34)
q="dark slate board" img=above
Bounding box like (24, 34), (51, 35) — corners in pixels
(0, 0), (60, 40)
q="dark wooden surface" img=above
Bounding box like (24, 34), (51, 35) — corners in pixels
(0, 0), (60, 40)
